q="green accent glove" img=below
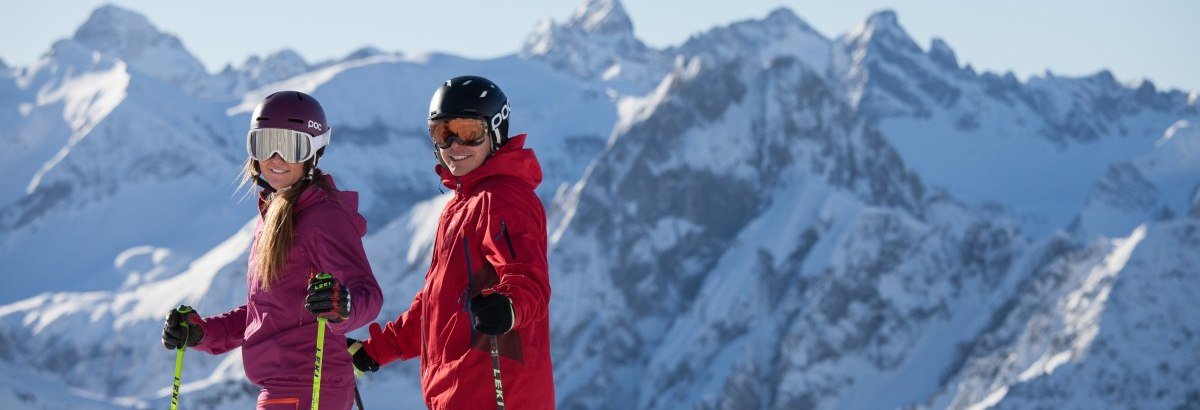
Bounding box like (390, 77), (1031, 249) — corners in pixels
(162, 305), (203, 349)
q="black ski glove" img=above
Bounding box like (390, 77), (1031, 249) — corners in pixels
(306, 272), (351, 323)
(162, 305), (204, 350)
(346, 337), (380, 373)
(470, 291), (514, 335)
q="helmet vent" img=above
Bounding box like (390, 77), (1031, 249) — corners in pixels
(480, 91), (488, 98)
(286, 118), (305, 124)
(294, 93), (305, 101)
(255, 117), (269, 122)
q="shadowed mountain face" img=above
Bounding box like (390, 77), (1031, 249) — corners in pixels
(0, 1), (1197, 409)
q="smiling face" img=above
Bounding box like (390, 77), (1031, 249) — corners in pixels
(430, 118), (493, 177)
(438, 137), (492, 176)
(256, 154), (306, 190)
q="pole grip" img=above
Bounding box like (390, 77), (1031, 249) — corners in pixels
(170, 305), (192, 410)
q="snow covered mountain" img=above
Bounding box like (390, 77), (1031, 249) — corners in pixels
(0, 34), (245, 303)
(835, 10), (1199, 235)
(1074, 120), (1200, 238)
(1, 1), (1197, 409)
(522, 0), (668, 93)
(71, 5), (210, 95)
(196, 49), (314, 99)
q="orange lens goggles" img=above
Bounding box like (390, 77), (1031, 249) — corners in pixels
(429, 118), (488, 149)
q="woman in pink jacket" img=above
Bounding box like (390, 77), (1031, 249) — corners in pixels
(161, 91), (382, 409)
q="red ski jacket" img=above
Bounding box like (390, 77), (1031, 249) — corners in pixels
(363, 134), (555, 409)
(194, 174), (382, 407)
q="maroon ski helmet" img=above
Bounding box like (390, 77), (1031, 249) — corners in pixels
(250, 91), (329, 136)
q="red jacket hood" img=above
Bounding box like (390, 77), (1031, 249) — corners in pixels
(436, 134), (542, 192)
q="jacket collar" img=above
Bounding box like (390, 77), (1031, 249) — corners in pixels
(436, 134), (542, 194)
(257, 173), (341, 215)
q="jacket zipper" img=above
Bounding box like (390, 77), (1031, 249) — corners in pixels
(498, 220), (517, 260)
(462, 236), (477, 351)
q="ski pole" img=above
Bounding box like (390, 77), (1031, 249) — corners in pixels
(489, 334), (505, 410)
(353, 384), (365, 410)
(463, 238), (505, 409)
(312, 315), (327, 409)
(347, 341), (366, 409)
(311, 272), (333, 410)
(170, 305), (193, 410)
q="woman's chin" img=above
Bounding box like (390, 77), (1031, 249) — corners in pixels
(265, 176), (301, 190)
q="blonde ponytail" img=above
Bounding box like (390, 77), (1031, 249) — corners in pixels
(240, 159), (333, 290)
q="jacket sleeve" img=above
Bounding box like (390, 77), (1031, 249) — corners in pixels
(480, 189), (550, 331)
(362, 291), (423, 365)
(193, 304), (247, 355)
(305, 207), (384, 336)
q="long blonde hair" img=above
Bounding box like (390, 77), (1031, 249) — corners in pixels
(240, 159), (333, 290)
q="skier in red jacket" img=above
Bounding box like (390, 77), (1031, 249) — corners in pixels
(348, 76), (555, 409)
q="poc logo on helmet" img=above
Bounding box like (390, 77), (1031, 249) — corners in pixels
(490, 102), (510, 130)
(308, 120), (323, 131)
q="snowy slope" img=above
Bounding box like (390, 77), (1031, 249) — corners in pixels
(1, 1), (1198, 409)
(834, 11), (1200, 234)
(932, 220), (1200, 410)
(0, 220), (254, 399)
(1074, 120), (1200, 238)
(0, 360), (144, 409)
(0, 36), (246, 303)
(0, 39), (131, 208)
(986, 221), (1200, 409)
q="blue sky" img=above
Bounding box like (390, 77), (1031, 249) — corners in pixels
(1, 0), (1196, 92)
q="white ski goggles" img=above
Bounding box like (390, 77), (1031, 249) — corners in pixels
(246, 128), (330, 163)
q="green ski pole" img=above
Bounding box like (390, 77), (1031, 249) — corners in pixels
(170, 305), (193, 410)
(311, 316), (327, 409)
(311, 272), (332, 410)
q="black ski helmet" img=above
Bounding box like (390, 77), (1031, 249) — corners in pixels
(428, 75), (511, 151)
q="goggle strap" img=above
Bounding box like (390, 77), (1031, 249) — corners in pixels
(311, 129), (331, 152)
